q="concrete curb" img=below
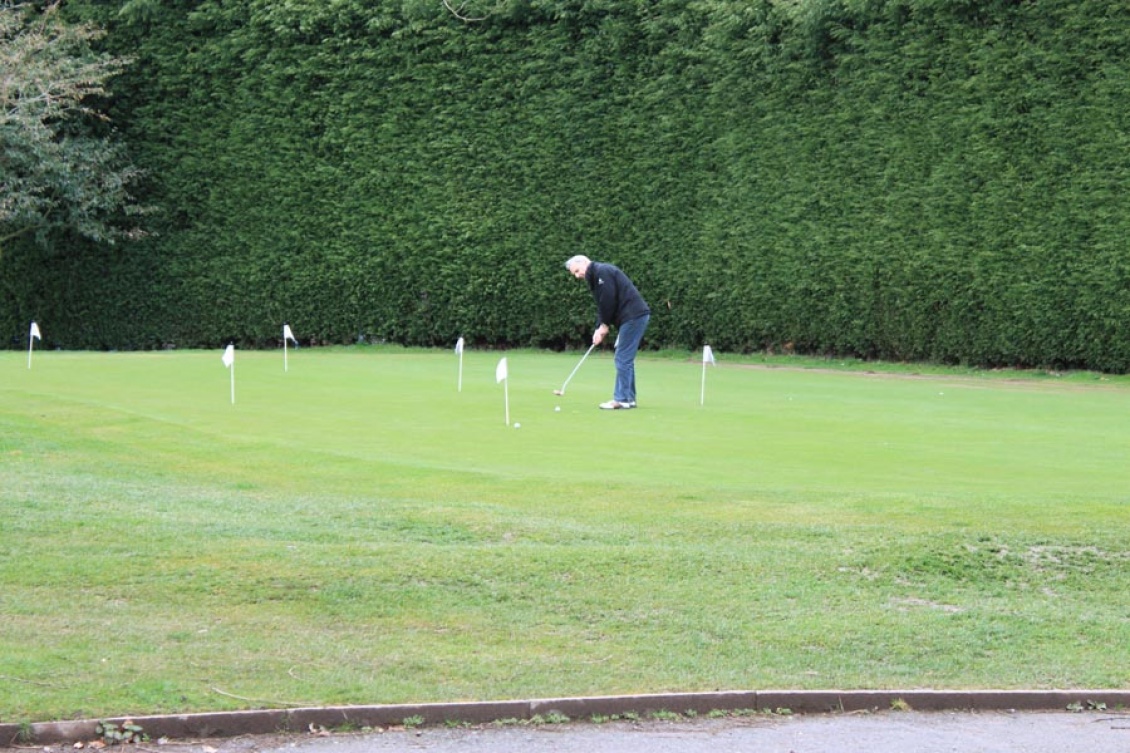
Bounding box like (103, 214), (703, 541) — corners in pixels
(4, 690), (1128, 748)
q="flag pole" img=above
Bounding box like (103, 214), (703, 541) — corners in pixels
(700, 358), (706, 406)
(27, 321), (39, 369)
(283, 324), (296, 372)
(222, 344), (236, 404)
(456, 336), (464, 393)
(700, 345), (715, 406)
(496, 356), (509, 425)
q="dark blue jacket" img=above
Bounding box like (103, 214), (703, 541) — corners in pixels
(585, 261), (650, 329)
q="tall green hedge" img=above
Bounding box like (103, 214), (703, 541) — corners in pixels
(3, 0), (1128, 371)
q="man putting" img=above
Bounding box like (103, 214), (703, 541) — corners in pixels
(565, 255), (651, 410)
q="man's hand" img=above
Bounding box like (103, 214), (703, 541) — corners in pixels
(593, 325), (609, 345)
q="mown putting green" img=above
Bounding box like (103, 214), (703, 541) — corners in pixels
(2, 347), (1128, 722)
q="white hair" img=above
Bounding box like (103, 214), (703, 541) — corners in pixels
(565, 255), (590, 271)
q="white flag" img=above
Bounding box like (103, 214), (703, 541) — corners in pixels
(27, 321), (41, 369)
(700, 345), (715, 407)
(222, 344), (235, 368)
(496, 356), (511, 425)
(283, 324), (297, 344)
(455, 336), (464, 355)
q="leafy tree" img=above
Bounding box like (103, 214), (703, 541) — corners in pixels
(0, 1), (145, 253)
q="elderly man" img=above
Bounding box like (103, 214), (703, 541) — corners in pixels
(565, 255), (651, 410)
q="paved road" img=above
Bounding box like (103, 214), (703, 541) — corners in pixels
(201, 711), (1130, 753)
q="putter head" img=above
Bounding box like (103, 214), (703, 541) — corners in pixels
(553, 389), (564, 396)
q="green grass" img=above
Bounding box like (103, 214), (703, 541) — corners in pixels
(2, 346), (1128, 723)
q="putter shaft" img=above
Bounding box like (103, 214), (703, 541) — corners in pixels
(557, 343), (596, 394)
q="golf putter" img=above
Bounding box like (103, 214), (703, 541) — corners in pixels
(553, 343), (597, 395)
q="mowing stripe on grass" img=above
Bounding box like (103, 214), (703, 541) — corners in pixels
(2, 348), (1128, 721)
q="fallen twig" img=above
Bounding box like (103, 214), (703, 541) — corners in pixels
(0, 674), (61, 688)
(210, 687), (314, 708)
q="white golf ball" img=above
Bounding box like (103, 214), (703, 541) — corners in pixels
(513, 422), (521, 428)
(554, 406), (561, 412)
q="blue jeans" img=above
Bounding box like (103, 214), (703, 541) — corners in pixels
(613, 314), (650, 403)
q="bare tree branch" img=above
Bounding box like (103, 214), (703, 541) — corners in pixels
(441, 0), (490, 23)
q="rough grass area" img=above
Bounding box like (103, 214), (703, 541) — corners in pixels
(2, 347), (1128, 723)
